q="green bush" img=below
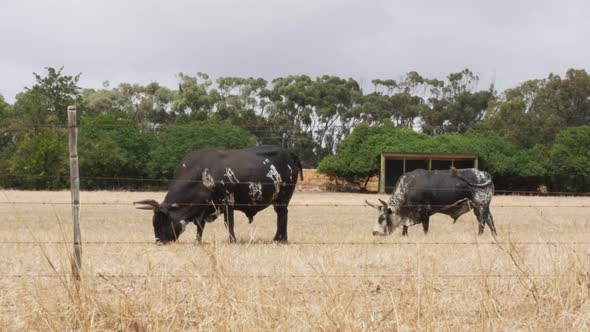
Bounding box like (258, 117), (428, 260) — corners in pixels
(549, 126), (590, 191)
(4, 112), (257, 190)
(146, 119), (257, 179)
(318, 124), (552, 188)
(9, 132), (69, 189)
(318, 124), (433, 186)
(78, 111), (154, 188)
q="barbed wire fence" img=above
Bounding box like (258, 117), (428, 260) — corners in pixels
(1, 106), (590, 282)
(2, 198), (590, 280)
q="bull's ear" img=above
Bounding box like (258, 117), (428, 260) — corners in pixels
(134, 199), (160, 212)
(387, 208), (393, 214)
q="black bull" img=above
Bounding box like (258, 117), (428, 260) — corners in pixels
(135, 146), (302, 244)
(367, 168), (497, 236)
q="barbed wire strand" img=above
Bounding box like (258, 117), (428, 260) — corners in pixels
(0, 273), (565, 279)
(1, 241), (589, 245)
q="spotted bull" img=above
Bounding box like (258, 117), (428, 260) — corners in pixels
(367, 168), (496, 237)
(135, 145), (303, 244)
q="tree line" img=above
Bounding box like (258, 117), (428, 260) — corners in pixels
(0, 67), (589, 191)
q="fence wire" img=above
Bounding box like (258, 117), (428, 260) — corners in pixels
(1, 177), (589, 282)
(0, 273), (566, 279)
(1, 240), (590, 245)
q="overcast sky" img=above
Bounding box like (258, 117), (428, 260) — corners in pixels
(1, 0), (588, 102)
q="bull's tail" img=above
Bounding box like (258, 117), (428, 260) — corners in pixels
(289, 151), (304, 181)
(297, 158), (304, 181)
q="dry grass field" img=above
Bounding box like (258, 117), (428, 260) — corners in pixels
(1, 190), (590, 331)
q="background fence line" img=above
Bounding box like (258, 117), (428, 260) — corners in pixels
(3, 122), (587, 132)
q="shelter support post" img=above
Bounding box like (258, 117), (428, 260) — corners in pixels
(379, 153), (385, 193)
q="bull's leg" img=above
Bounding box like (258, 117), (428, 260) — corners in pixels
(273, 205), (288, 243)
(195, 218), (206, 243)
(483, 206), (498, 236)
(223, 205), (236, 243)
(402, 225), (408, 236)
(473, 207), (485, 235)
(420, 208), (430, 235)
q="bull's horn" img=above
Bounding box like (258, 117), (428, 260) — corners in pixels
(135, 206), (155, 210)
(378, 199), (388, 208)
(365, 200), (380, 209)
(134, 199), (160, 212)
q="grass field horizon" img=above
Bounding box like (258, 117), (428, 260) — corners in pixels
(1, 190), (590, 330)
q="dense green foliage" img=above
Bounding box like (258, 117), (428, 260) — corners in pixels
(321, 125), (590, 193)
(146, 119), (256, 179)
(9, 132), (69, 189)
(0, 66), (589, 191)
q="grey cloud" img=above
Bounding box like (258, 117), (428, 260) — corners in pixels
(1, 0), (588, 102)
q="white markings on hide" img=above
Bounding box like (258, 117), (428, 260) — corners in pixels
(209, 200), (221, 217)
(182, 163), (187, 168)
(288, 165), (293, 181)
(249, 182), (263, 202)
(472, 169), (488, 183)
(202, 168), (215, 189)
(224, 168), (239, 184)
(466, 169), (494, 206)
(388, 175), (408, 213)
(222, 191), (235, 205)
(266, 164), (282, 199)
(372, 209), (387, 235)
(263, 158), (270, 165)
(474, 185), (494, 206)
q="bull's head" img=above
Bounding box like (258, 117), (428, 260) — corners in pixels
(134, 199), (187, 245)
(365, 199), (400, 236)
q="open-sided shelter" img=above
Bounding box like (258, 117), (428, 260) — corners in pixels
(378, 152), (479, 193)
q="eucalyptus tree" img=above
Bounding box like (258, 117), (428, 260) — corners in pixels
(420, 69), (493, 135)
(172, 72), (220, 120)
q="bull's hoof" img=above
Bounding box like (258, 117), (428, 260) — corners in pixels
(273, 236), (288, 244)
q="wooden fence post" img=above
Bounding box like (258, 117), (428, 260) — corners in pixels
(68, 105), (82, 280)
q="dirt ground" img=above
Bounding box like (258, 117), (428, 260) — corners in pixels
(1, 190), (590, 330)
